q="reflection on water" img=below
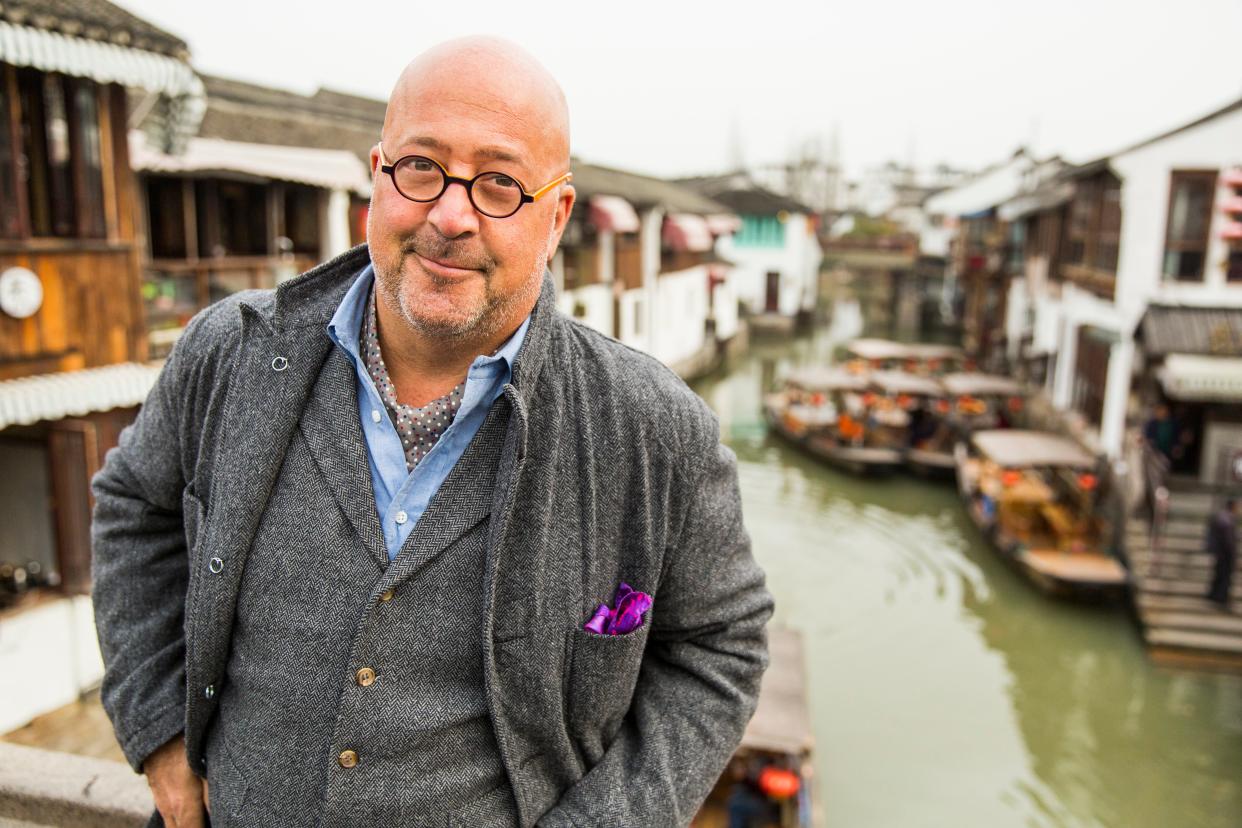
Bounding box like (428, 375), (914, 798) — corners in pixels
(693, 321), (1242, 828)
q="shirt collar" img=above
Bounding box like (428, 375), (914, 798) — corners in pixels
(326, 261), (531, 377)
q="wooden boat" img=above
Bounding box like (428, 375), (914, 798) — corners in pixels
(844, 338), (965, 375)
(956, 430), (1129, 600)
(909, 373), (1028, 479)
(763, 367), (904, 475)
(694, 627), (815, 828)
(863, 371), (953, 479)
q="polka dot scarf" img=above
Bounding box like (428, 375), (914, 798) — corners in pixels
(360, 287), (464, 472)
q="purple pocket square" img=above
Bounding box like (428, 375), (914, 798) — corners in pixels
(583, 582), (653, 635)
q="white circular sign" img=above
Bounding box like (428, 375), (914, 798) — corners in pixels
(0, 267), (43, 319)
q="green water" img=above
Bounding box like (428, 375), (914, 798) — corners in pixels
(692, 332), (1242, 828)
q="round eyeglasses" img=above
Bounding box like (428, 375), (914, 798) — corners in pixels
(378, 146), (572, 219)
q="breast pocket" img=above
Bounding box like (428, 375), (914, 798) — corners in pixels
(565, 622), (651, 766)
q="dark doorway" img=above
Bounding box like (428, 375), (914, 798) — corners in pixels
(765, 271), (781, 313)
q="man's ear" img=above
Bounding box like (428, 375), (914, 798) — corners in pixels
(546, 184), (576, 259)
(369, 143), (383, 176)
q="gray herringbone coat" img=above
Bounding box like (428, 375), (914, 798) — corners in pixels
(90, 244), (773, 827)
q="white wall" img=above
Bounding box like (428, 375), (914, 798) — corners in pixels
(1111, 107), (1242, 324)
(717, 212), (822, 317)
(556, 283), (614, 337)
(0, 596), (104, 733)
(713, 272), (740, 341)
(651, 265), (709, 367)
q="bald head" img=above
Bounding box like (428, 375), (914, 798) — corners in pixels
(383, 37), (570, 172)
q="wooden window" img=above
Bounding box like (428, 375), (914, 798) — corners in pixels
(0, 66), (23, 238)
(70, 80), (106, 238)
(217, 181), (269, 255)
(284, 184), (322, 255)
(146, 175), (188, 259)
(1066, 188), (1091, 266)
(1073, 326), (1112, 427)
(5, 67), (107, 240)
(1094, 182), (1121, 272)
(1229, 249), (1242, 283)
(1162, 170), (1217, 282)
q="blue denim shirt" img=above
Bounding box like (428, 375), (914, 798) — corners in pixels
(326, 263), (529, 560)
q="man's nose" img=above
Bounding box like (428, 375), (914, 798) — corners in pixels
(426, 180), (480, 238)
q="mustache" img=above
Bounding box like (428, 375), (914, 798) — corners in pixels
(405, 229), (496, 274)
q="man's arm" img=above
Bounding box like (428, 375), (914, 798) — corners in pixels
(540, 432), (775, 827)
(91, 335), (193, 771)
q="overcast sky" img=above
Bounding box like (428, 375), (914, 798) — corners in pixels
(118, 0), (1242, 179)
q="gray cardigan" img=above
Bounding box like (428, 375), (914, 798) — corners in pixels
(91, 244), (773, 827)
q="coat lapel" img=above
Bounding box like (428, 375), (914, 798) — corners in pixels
(298, 347), (388, 570)
(379, 401), (509, 589)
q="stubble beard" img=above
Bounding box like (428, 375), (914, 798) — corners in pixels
(373, 217), (553, 345)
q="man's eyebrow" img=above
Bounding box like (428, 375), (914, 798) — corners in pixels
(399, 135), (527, 169)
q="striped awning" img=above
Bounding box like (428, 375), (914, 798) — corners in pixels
(0, 20), (205, 152)
(1159, 354), (1242, 403)
(130, 131), (373, 196)
(0, 362), (164, 431)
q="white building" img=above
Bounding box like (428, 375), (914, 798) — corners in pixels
(1018, 97), (1242, 469)
(551, 162), (742, 377)
(679, 174), (823, 328)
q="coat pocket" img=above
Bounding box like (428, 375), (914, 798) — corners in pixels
(565, 622), (651, 765)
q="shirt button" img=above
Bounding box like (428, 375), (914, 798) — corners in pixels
(338, 749), (358, 769)
(371, 409), (382, 423)
(379, 588), (395, 603)
(356, 667), (376, 687)
(394, 510), (408, 525)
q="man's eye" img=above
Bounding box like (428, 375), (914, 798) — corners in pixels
(410, 159), (436, 172)
(490, 175), (518, 189)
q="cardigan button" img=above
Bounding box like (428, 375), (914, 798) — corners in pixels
(271, 356), (288, 372)
(204, 684), (215, 700)
(338, 750), (358, 769)
(208, 557), (224, 574)
(355, 667), (376, 687)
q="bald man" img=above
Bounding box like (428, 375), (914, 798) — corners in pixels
(91, 38), (772, 828)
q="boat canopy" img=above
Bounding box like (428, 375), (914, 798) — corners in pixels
(739, 627), (813, 757)
(941, 373), (1026, 397)
(784, 367), (869, 392)
(847, 338), (964, 363)
(870, 371), (943, 397)
(972, 430), (1095, 469)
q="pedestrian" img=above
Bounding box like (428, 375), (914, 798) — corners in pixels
(90, 37), (773, 828)
(1206, 497), (1239, 611)
(1142, 403), (1179, 465)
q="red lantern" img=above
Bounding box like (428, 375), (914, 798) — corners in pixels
(1002, 469), (1022, 487)
(758, 766), (801, 800)
(935, 399), (951, 415)
(1078, 473), (1098, 491)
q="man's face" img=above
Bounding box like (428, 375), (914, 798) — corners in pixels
(367, 69), (574, 343)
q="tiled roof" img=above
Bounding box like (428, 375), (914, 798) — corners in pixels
(571, 161), (731, 216)
(0, 0), (188, 58)
(1141, 304), (1242, 357)
(0, 362), (163, 429)
(174, 74), (385, 165)
(677, 173), (813, 216)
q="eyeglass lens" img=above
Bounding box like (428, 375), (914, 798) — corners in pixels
(392, 156), (524, 217)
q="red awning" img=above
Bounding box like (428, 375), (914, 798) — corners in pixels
(588, 195), (641, 233)
(663, 213), (714, 252)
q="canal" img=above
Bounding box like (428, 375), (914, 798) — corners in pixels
(691, 325), (1242, 828)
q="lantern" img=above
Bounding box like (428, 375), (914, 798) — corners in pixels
(758, 766), (801, 800)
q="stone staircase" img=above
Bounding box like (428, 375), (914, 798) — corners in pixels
(1126, 485), (1242, 672)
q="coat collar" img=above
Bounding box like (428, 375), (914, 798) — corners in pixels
(244, 243), (558, 412)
